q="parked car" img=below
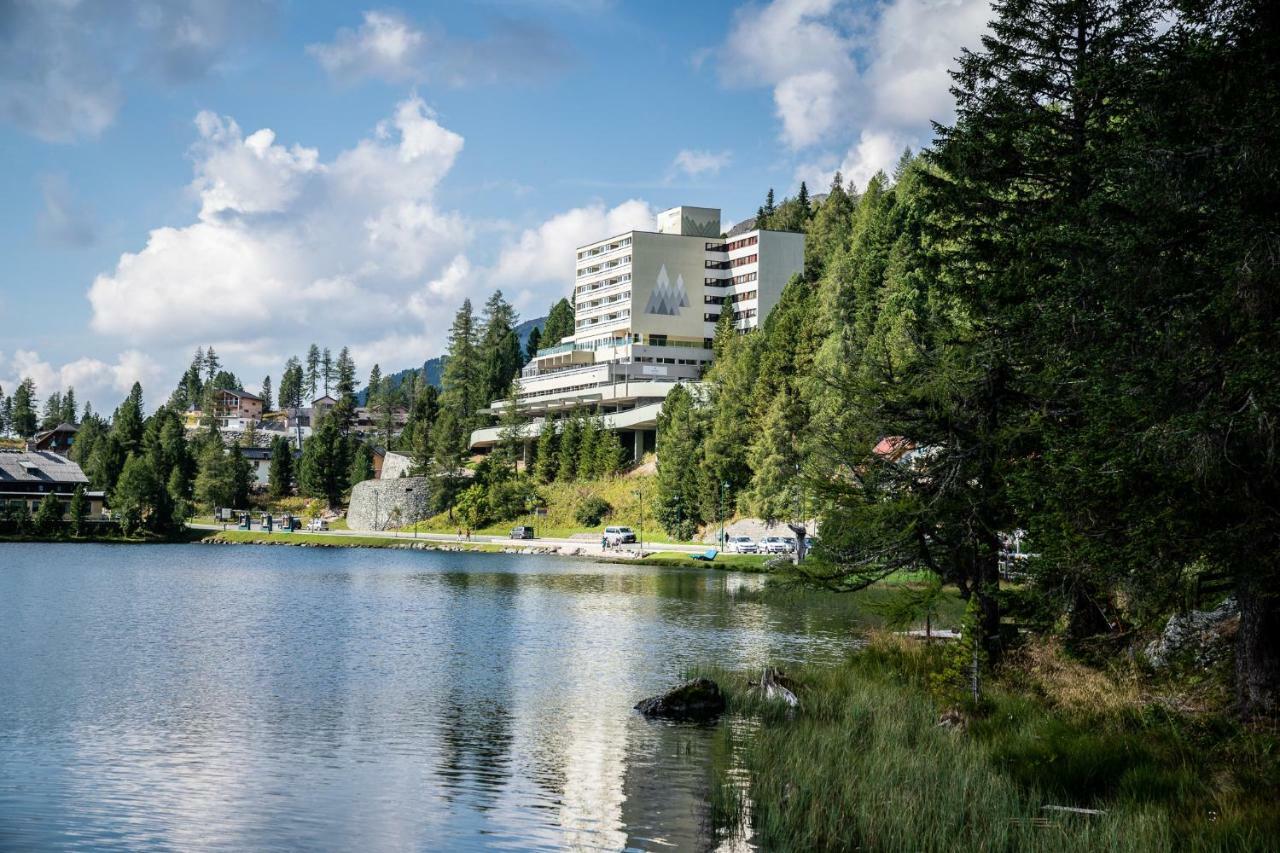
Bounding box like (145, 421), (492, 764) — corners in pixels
(307, 518), (329, 532)
(604, 525), (637, 546)
(760, 536), (795, 554)
(510, 525), (536, 540)
(726, 536), (759, 554)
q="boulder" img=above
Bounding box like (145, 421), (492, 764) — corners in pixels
(1145, 596), (1238, 669)
(635, 678), (726, 721)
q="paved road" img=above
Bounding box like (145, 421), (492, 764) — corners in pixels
(187, 522), (713, 558)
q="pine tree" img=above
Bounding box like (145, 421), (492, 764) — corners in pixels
(306, 344), (321, 400)
(268, 436), (295, 498)
(299, 413), (346, 507)
(195, 436), (236, 510)
(533, 418), (558, 483)
(113, 453), (158, 536)
(347, 442), (374, 490)
(260, 376), (273, 412)
(439, 299), (483, 433)
(41, 391), (62, 430)
(69, 485), (88, 536)
(203, 347), (220, 383)
(577, 414), (599, 480)
(654, 384), (704, 540)
(321, 347), (334, 396)
(332, 347), (359, 432)
(12, 378), (37, 438)
(524, 326), (542, 364)
(34, 491), (63, 536)
(60, 388), (77, 424)
(113, 383), (145, 454)
(542, 298), (575, 348)
(556, 413), (581, 482)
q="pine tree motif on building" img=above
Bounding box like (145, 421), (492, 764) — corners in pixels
(645, 264), (689, 316)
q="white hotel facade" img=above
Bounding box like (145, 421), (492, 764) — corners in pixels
(470, 206), (804, 457)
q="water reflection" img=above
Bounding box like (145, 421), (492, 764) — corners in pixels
(1, 544), (878, 851)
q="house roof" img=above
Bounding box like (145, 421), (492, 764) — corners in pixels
(220, 388), (263, 401)
(0, 450), (90, 485)
(31, 423), (78, 443)
(312, 395), (338, 405)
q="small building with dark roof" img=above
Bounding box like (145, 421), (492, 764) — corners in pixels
(28, 423), (78, 455)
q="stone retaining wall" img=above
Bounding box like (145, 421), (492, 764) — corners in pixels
(347, 476), (431, 531)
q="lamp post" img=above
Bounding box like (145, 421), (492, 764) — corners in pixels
(719, 480), (729, 548)
(633, 484), (644, 553)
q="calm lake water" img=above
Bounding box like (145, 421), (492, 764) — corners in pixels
(0, 543), (874, 852)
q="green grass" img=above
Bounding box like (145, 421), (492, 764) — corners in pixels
(702, 637), (1279, 852)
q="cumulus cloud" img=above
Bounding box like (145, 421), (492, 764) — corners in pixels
(671, 149), (733, 178)
(88, 96), (469, 357)
(0, 348), (164, 411)
(486, 200), (655, 313)
(36, 174), (96, 247)
(719, 0), (990, 165)
(0, 0), (273, 142)
(308, 9), (571, 87)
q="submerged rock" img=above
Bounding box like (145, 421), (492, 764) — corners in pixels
(634, 678), (726, 721)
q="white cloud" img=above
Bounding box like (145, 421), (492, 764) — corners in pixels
(308, 9), (571, 87)
(671, 149), (733, 178)
(719, 0), (990, 158)
(88, 96), (471, 359)
(0, 348), (164, 412)
(486, 200), (655, 313)
(0, 0), (272, 142)
(36, 173), (96, 246)
(797, 129), (909, 195)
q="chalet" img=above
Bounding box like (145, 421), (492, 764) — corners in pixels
(28, 422), (77, 455)
(182, 388), (266, 431)
(0, 450), (104, 518)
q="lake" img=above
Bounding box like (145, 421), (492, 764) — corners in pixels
(0, 543), (875, 851)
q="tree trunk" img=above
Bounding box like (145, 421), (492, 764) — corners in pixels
(975, 549), (1002, 665)
(1236, 576), (1280, 721)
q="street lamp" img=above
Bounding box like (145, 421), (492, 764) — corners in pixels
(633, 484), (644, 553)
(719, 480), (729, 548)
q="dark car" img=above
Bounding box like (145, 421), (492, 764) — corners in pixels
(510, 526), (536, 540)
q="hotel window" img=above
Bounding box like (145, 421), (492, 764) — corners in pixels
(705, 242), (726, 251)
(730, 253), (758, 268)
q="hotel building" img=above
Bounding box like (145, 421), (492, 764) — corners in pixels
(470, 206), (803, 456)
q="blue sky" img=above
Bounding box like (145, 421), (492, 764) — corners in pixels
(0, 0), (990, 412)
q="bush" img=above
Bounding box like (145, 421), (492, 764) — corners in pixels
(574, 495), (612, 527)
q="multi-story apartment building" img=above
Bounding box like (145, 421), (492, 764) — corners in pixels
(470, 205), (803, 458)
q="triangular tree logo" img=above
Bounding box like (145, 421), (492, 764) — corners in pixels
(645, 264), (688, 315)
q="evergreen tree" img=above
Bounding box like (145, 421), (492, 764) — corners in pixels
(524, 326), (542, 364)
(195, 436), (236, 510)
(113, 453), (157, 536)
(534, 417), (559, 484)
(577, 414), (600, 480)
(268, 436), (295, 498)
(113, 383), (145, 454)
(260, 376), (273, 412)
(0, 385), (9, 436)
(439, 299), (483, 432)
(203, 347), (220, 383)
(299, 413), (346, 507)
(347, 441), (374, 490)
(332, 347), (359, 432)
(34, 491), (63, 536)
(69, 485), (88, 536)
(593, 426), (626, 478)
(556, 413), (582, 482)
(12, 378), (37, 438)
(60, 388), (76, 424)
(306, 344), (321, 399)
(88, 432), (126, 497)
(409, 383), (440, 475)
(654, 384), (704, 540)
(495, 385), (526, 472)
(542, 298), (575, 348)
(41, 391), (63, 430)
(321, 347), (333, 395)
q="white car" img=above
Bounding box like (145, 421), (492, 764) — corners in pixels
(307, 518), (329, 532)
(760, 536), (795, 554)
(604, 525), (637, 546)
(726, 536), (759, 554)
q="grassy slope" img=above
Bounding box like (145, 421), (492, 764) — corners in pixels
(407, 471), (701, 544)
(704, 636), (1278, 852)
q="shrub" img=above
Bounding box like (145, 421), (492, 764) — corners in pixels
(574, 495), (612, 527)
